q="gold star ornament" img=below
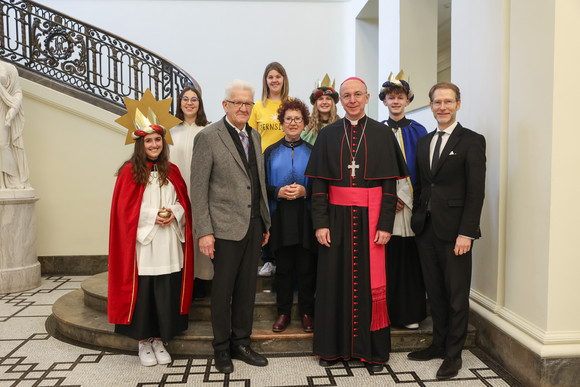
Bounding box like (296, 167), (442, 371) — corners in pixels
(115, 88), (182, 145)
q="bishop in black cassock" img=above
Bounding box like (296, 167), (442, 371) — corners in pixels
(305, 77), (409, 369)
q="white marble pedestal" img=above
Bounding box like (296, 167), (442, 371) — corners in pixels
(0, 189), (40, 293)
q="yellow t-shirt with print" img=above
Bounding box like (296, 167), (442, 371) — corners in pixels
(248, 99), (284, 152)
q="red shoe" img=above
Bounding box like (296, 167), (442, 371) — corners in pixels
(272, 314), (290, 332)
(301, 314), (314, 332)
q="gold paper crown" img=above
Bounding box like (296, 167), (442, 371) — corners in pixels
(115, 88), (182, 145)
(380, 70), (414, 102)
(388, 70), (408, 85)
(315, 74), (335, 89)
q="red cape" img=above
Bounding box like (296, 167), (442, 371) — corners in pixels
(108, 162), (194, 324)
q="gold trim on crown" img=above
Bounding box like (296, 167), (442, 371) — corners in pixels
(315, 73), (336, 89)
(115, 88), (181, 145)
(388, 70), (408, 85)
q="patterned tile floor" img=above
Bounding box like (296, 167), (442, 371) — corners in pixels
(0, 276), (523, 387)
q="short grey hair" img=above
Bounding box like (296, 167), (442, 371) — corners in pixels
(225, 79), (255, 100)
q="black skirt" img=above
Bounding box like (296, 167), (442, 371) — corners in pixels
(115, 271), (188, 342)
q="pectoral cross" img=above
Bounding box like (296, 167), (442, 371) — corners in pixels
(348, 159), (359, 177)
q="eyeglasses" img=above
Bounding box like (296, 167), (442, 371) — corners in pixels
(182, 96), (198, 103)
(226, 100), (254, 109)
(340, 92), (366, 101)
(283, 116), (303, 123)
(431, 99), (457, 108)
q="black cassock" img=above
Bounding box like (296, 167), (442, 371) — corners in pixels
(305, 116), (409, 364)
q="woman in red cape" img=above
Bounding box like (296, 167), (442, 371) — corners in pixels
(108, 123), (193, 367)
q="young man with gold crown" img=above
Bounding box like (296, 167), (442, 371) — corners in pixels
(379, 71), (428, 331)
(108, 90), (194, 367)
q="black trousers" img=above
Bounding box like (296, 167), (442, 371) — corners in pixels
(415, 217), (472, 359)
(274, 245), (315, 316)
(211, 218), (262, 352)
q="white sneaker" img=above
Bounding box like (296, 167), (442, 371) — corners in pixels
(258, 262), (276, 276)
(405, 322), (420, 330)
(139, 340), (157, 367)
(151, 339), (172, 365)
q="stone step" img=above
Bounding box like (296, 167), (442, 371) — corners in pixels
(51, 273), (476, 355)
(52, 288), (313, 355)
(82, 272), (292, 322)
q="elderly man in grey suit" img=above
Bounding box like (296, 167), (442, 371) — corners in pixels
(191, 79), (271, 374)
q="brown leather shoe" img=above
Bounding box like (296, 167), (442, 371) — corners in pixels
(301, 314), (314, 332)
(272, 314), (290, 332)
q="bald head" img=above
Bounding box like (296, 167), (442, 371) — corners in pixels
(339, 77), (370, 121)
(340, 77), (368, 94)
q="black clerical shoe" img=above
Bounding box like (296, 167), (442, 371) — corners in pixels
(318, 358), (339, 367)
(214, 350), (233, 373)
(436, 356), (462, 380)
(407, 345), (446, 361)
(230, 344), (268, 367)
(363, 362), (384, 373)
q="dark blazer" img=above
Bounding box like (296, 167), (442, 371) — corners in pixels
(411, 123), (486, 242)
(190, 117), (271, 241)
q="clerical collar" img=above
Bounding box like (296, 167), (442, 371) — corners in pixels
(387, 116), (411, 128)
(282, 138), (303, 148)
(346, 115), (367, 126)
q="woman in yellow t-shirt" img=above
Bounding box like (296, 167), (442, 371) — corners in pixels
(249, 62), (290, 153)
(250, 62), (290, 276)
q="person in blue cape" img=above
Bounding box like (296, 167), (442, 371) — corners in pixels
(379, 71), (428, 330)
(264, 98), (315, 334)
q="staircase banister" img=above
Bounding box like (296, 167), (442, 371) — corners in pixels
(0, 0), (199, 114)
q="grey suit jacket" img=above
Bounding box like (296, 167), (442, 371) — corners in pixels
(190, 117), (271, 241)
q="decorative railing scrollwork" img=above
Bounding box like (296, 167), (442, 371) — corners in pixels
(0, 0), (197, 114)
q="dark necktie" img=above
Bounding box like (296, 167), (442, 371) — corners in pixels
(239, 130), (249, 160)
(431, 131), (445, 172)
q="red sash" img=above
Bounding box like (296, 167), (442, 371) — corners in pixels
(328, 186), (389, 331)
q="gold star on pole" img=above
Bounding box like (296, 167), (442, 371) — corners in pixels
(115, 88), (182, 145)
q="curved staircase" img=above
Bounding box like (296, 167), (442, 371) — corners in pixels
(50, 272), (476, 355)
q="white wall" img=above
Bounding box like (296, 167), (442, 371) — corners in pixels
(548, 0), (580, 334)
(452, 0), (505, 311)
(22, 79), (131, 255)
(504, 0), (554, 331)
(37, 0), (353, 120)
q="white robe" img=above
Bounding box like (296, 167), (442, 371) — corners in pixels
(169, 121), (214, 280)
(136, 171), (186, 276)
(392, 128), (415, 237)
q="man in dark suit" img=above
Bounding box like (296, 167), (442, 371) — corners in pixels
(408, 82), (486, 380)
(191, 80), (271, 374)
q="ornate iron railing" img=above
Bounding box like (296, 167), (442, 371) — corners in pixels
(0, 0), (197, 114)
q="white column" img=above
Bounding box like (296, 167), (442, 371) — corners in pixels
(0, 193), (40, 293)
(453, 0), (580, 357)
(377, 0), (438, 122)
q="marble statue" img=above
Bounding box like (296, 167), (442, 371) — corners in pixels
(0, 60), (31, 190)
